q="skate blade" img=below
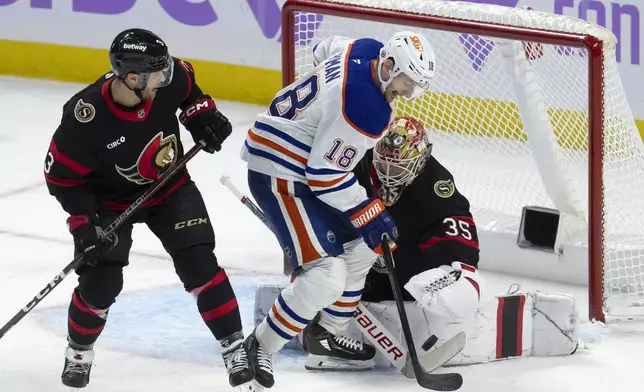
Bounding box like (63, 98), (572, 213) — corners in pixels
(304, 354), (375, 372)
(239, 381), (264, 392)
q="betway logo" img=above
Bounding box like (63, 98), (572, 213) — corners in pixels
(123, 43), (147, 51)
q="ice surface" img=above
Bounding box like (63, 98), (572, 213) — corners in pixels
(0, 77), (643, 392)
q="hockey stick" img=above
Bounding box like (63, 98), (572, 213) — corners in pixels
(353, 302), (466, 379)
(381, 235), (463, 391)
(220, 175), (465, 384)
(0, 141), (206, 340)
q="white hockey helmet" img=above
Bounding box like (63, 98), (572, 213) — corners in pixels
(378, 31), (436, 100)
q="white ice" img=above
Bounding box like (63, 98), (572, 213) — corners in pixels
(0, 76), (643, 392)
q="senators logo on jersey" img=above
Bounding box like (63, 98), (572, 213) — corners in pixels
(116, 132), (178, 185)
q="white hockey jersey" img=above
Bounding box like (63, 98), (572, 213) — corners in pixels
(241, 37), (393, 213)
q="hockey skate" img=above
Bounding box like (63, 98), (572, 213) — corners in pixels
(61, 345), (94, 388)
(222, 339), (254, 389)
(304, 322), (376, 371)
(243, 330), (274, 389)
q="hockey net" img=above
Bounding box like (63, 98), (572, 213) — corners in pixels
(282, 0), (644, 322)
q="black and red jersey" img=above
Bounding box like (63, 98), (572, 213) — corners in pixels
(354, 150), (480, 284)
(44, 58), (203, 216)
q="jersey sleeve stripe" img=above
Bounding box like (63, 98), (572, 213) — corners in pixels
(44, 174), (85, 187)
(254, 121), (311, 153)
(49, 139), (92, 176)
(244, 141), (306, 176)
(311, 175), (357, 196)
(179, 60), (193, 101)
(307, 173), (348, 188)
(419, 234), (480, 251)
(247, 129), (307, 165)
(305, 166), (346, 175)
(341, 43), (389, 139)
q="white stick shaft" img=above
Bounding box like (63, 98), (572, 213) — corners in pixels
(220, 175), (246, 201)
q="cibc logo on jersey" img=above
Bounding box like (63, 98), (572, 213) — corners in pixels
(115, 132), (178, 185)
(107, 136), (126, 149)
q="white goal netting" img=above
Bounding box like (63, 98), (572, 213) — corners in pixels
(285, 0), (644, 320)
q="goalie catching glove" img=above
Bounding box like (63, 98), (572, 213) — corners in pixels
(179, 95), (232, 153)
(345, 198), (398, 254)
(404, 262), (485, 319)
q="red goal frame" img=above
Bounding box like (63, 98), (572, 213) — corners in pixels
(281, 0), (607, 322)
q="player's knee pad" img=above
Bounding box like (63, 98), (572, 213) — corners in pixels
(291, 256), (347, 310)
(404, 262), (485, 319)
(340, 239), (378, 283)
(76, 263), (124, 310)
(172, 244), (220, 291)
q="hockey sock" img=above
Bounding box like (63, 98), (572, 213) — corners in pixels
(67, 289), (108, 348)
(320, 288), (364, 334)
(190, 269), (242, 340)
(255, 292), (314, 353)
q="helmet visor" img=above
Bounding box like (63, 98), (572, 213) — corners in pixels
(145, 56), (174, 89)
(399, 72), (429, 100)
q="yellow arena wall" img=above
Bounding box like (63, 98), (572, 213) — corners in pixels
(0, 40), (281, 107)
(2, 39), (643, 144)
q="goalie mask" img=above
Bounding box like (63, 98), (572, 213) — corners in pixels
(373, 116), (432, 205)
(378, 31), (436, 100)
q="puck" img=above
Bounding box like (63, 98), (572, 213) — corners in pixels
(422, 334), (438, 351)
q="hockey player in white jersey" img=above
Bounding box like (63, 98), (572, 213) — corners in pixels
(238, 31), (436, 388)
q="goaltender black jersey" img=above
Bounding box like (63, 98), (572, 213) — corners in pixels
(354, 150), (480, 285)
(44, 58), (202, 216)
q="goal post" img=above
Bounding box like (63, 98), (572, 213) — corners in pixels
(281, 0), (644, 323)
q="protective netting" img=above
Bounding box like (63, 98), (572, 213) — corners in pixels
(287, 0), (644, 318)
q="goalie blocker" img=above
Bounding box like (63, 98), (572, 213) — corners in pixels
(254, 285), (579, 367)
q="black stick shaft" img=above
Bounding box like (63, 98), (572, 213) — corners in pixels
(0, 142), (205, 340)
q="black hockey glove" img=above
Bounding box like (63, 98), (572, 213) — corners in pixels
(179, 95), (232, 153)
(67, 215), (118, 267)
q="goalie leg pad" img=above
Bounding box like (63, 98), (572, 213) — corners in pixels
(360, 290), (579, 366)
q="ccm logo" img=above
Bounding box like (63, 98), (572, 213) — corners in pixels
(174, 217), (209, 230)
(354, 307), (404, 361)
(107, 136), (126, 149)
(186, 101), (211, 116)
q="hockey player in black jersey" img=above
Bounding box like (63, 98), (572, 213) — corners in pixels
(353, 116), (484, 316)
(44, 28), (252, 389)
(301, 116), (485, 371)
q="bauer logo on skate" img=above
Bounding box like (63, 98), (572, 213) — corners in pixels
(350, 200), (384, 228)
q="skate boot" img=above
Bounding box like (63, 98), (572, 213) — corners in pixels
(243, 330), (274, 389)
(221, 337), (254, 388)
(304, 322), (376, 371)
(61, 345), (94, 388)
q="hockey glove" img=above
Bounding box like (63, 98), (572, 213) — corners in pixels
(346, 198), (398, 254)
(67, 215), (118, 267)
(179, 95), (232, 153)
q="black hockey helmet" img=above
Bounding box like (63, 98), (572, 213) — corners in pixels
(109, 28), (174, 94)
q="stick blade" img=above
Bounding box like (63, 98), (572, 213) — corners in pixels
(417, 372), (463, 391)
